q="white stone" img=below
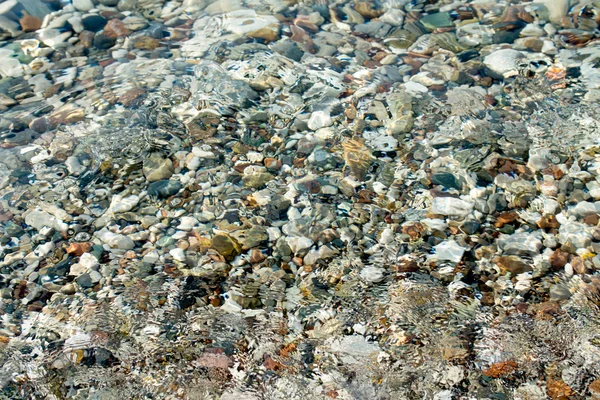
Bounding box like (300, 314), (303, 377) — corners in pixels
(72, 0), (94, 11)
(330, 335), (381, 364)
(220, 9), (279, 36)
(79, 253), (99, 270)
(541, 40), (557, 55)
(267, 227), (281, 242)
(431, 197), (473, 219)
(434, 240), (465, 263)
(498, 232), (543, 256)
(558, 222), (592, 249)
(108, 194), (140, 214)
(67, 15), (84, 33)
(25, 210), (68, 232)
(286, 236), (314, 254)
(252, 189), (272, 206)
(65, 156), (85, 175)
(97, 230), (135, 250)
(520, 23), (545, 37)
(142, 250), (160, 264)
(0, 49), (23, 77)
(247, 151), (264, 163)
(177, 216), (197, 231)
(169, 248), (186, 262)
(538, 0), (569, 23)
(186, 156), (201, 170)
(89, 270), (102, 283)
(360, 266), (386, 283)
(307, 111), (332, 131)
(404, 80), (428, 94)
(38, 28), (72, 47)
(483, 49), (524, 78)
(34, 242), (55, 258)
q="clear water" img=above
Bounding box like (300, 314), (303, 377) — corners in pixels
(2, 0), (600, 399)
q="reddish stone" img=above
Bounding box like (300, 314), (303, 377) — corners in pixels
(546, 378), (574, 400)
(482, 360), (518, 378)
(103, 19), (131, 39)
(495, 211), (518, 228)
(20, 12), (41, 32)
(66, 242), (92, 257)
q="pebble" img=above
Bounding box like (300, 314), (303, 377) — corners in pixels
(72, 0), (94, 12)
(483, 49), (525, 78)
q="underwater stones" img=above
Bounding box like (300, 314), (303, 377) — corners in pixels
(211, 233), (241, 259)
(221, 9), (279, 40)
(108, 194), (140, 214)
(82, 15), (107, 32)
(483, 49), (525, 78)
(271, 40), (304, 62)
(420, 12), (453, 31)
(104, 19), (131, 39)
(147, 180), (182, 198)
(25, 210), (68, 232)
(431, 197), (473, 219)
(494, 255), (532, 275)
(433, 240), (466, 263)
(307, 110), (332, 131)
(360, 266), (385, 283)
(97, 230), (135, 250)
(498, 232), (543, 256)
(143, 153), (174, 182)
(242, 166), (274, 189)
(72, 0), (93, 12)
(286, 236), (313, 255)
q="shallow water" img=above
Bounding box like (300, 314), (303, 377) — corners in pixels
(2, 0), (600, 399)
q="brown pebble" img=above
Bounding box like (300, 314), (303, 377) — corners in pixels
(583, 213), (599, 226)
(494, 255), (532, 275)
(66, 242), (92, 257)
(401, 222), (425, 241)
(571, 256), (589, 274)
(480, 291), (495, 306)
(589, 379), (600, 397)
(482, 360), (518, 378)
(546, 378), (574, 400)
(538, 214), (560, 230)
(394, 256), (419, 273)
(550, 249), (570, 270)
(478, 76), (493, 87)
(495, 211), (518, 228)
(79, 30), (95, 48)
(104, 19), (131, 39)
(20, 12), (42, 32)
(118, 88), (146, 107)
(248, 249), (267, 264)
(264, 157), (282, 170)
(29, 117), (49, 133)
(133, 36), (160, 50)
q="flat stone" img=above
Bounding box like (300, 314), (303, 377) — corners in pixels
(147, 180), (182, 198)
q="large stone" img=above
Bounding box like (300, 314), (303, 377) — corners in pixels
(143, 153), (174, 182)
(483, 49), (525, 78)
(147, 180), (182, 198)
(431, 197), (473, 219)
(72, 0), (94, 11)
(211, 234), (241, 259)
(497, 232), (542, 256)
